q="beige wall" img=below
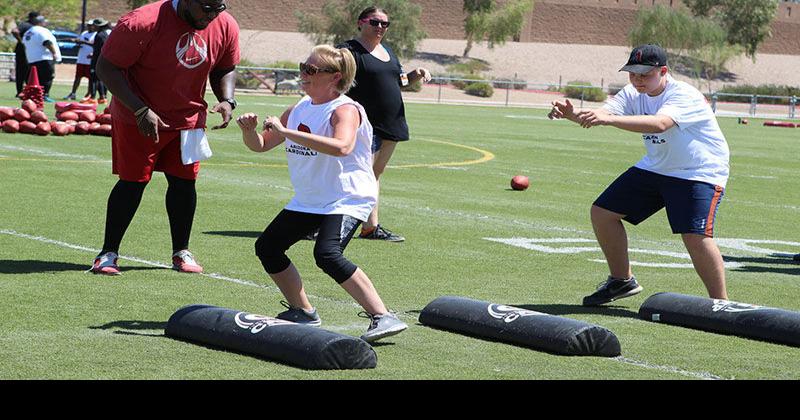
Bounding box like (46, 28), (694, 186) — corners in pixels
(83, 0), (800, 54)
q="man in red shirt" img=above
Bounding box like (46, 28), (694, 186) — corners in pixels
(90, 0), (240, 275)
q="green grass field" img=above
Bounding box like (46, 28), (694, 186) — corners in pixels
(1, 82), (799, 379)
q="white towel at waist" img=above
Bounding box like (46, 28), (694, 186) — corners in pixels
(180, 128), (212, 165)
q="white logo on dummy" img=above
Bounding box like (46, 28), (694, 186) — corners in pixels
(711, 300), (764, 313)
(487, 304), (545, 323)
(234, 312), (294, 334)
(176, 32), (208, 69)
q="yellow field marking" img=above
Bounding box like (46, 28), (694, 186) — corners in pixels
(390, 138), (494, 169)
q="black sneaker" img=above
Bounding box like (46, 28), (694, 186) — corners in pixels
(359, 225), (405, 242)
(582, 276), (643, 306)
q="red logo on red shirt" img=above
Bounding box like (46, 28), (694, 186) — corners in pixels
(176, 32), (208, 69)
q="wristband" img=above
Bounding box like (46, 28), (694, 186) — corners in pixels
(134, 106), (149, 117)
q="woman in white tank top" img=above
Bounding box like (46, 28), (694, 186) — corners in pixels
(235, 45), (407, 343)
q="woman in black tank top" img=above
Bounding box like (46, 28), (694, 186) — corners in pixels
(338, 6), (431, 243)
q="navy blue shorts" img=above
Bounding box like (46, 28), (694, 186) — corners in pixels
(371, 135), (405, 154)
(593, 167), (724, 237)
(372, 135), (382, 153)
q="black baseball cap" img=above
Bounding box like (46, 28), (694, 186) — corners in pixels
(620, 44), (668, 73)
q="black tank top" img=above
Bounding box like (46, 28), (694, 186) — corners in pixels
(338, 39), (409, 141)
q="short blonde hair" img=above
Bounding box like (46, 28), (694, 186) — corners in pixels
(311, 45), (357, 93)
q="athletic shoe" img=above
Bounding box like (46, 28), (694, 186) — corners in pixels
(171, 249), (203, 273)
(98, 98), (107, 104)
(359, 225), (405, 242)
(89, 251), (121, 276)
(63, 93), (76, 100)
(276, 301), (321, 326)
(80, 98), (97, 104)
(794, 253), (800, 262)
(359, 312), (407, 343)
(43, 96), (55, 103)
(582, 276), (643, 306)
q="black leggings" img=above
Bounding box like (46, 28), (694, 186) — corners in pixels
(255, 210), (362, 284)
(101, 174), (197, 254)
(14, 50), (28, 95)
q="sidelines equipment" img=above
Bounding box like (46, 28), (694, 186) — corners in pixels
(165, 304), (377, 370)
(419, 296), (621, 356)
(763, 120), (796, 128)
(21, 66), (44, 108)
(639, 293), (800, 347)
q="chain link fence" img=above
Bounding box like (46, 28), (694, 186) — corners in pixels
(236, 65), (798, 119)
(3, 55), (796, 120)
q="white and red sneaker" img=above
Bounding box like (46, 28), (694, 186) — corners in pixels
(90, 252), (121, 276)
(172, 250), (203, 273)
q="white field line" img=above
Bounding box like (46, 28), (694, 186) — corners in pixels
(0, 228), (730, 379)
(0, 144), (107, 160)
(612, 356), (725, 380)
(0, 229), (361, 313)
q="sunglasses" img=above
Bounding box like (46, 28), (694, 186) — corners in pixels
(299, 62), (337, 76)
(194, 0), (227, 14)
(360, 18), (391, 28)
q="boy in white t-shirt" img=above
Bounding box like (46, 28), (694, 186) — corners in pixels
(549, 44), (730, 306)
(64, 23), (96, 100)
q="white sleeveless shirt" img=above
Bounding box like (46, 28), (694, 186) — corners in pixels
(283, 95), (377, 221)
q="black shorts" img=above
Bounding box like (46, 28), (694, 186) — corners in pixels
(593, 167), (725, 236)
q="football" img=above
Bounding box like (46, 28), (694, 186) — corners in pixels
(511, 175), (529, 191)
(2, 119), (20, 133)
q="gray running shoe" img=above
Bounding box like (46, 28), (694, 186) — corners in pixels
(276, 301), (321, 326)
(582, 276), (643, 306)
(359, 225), (405, 242)
(359, 312), (407, 343)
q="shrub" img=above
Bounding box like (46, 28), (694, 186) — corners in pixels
(464, 82), (494, 98)
(266, 60), (298, 70)
(607, 83), (626, 95)
(446, 59), (490, 75)
(429, 73), (462, 85)
(717, 84), (800, 104)
(0, 36), (15, 53)
(452, 74), (484, 90)
(235, 59), (266, 90)
(492, 77), (527, 90)
(401, 79), (423, 92)
(562, 81), (607, 102)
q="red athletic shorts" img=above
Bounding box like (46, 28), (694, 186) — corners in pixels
(111, 122), (200, 182)
(75, 63), (91, 79)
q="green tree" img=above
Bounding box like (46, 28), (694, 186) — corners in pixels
(1, 0), (84, 20)
(628, 6), (727, 57)
(684, 0), (779, 59)
(628, 5), (742, 90)
(296, 0), (426, 59)
(462, 0), (533, 58)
